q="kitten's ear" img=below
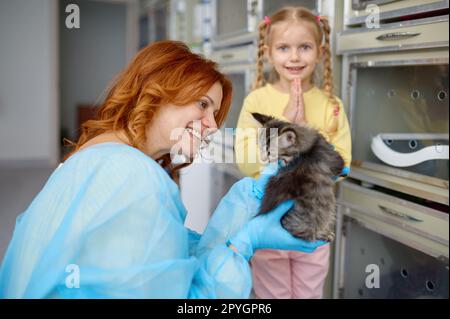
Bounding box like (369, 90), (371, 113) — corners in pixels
(251, 112), (274, 126)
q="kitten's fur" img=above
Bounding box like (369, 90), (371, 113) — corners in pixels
(252, 112), (345, 242)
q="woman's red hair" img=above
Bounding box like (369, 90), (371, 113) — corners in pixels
(65, 41), (232, 172)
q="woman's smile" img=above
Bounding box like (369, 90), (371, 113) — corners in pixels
(185, 125), (202, 141)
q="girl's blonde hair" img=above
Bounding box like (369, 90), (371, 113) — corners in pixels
(252, 7), (337, 108)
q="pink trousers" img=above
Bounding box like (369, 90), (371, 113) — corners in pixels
(251, 244), (330, 299)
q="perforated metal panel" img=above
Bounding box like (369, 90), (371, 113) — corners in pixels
(343, 218), (449, 299)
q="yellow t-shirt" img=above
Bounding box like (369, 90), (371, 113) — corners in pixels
(235, 84), (352, 178)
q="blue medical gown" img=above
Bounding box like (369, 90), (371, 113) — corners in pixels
(0, 143), (255, 298)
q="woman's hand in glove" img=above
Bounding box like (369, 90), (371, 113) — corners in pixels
(253, 161), (279, 200)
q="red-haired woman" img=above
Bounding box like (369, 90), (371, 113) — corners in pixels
(0, 41), (324, 298)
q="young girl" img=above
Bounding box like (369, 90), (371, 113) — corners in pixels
(235, 7), (352, 299)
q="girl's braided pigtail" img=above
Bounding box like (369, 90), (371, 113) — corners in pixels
(319, 16), (340, 133)
(252, 19), (269, 91)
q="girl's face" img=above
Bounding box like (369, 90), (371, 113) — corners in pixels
(144, 81), (223, 162)
(266, 21), (321, 86)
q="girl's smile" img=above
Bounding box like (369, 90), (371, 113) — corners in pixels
(285, 65), (307, 75)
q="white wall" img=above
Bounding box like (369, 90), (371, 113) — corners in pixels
(59, 0), (127, 140)
(0, 0), (59, 167)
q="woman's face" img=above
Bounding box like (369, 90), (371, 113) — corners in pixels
(145, 81), (223, 162)
(266, 21), (321, 86)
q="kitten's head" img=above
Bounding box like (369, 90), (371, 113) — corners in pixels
(251, 112), (319, 166)
(251, 112), (345, 176)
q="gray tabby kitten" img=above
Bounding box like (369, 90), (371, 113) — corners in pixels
(252, 112), (345, 242)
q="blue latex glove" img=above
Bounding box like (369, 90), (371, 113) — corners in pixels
(332, 166), (350, 181)
(253, 162), (279, 200)
(341, 166), (350, 176)
(196, 163), (280, 259)
(228, 200), (327, 261)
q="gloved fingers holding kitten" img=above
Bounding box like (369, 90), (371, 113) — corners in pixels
(229, 162), (327, 261)
(228, 199), (327, 261)
(195, 162), (281, 256)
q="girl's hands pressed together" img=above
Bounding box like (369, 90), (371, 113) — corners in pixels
(282, 78), (306, 125)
